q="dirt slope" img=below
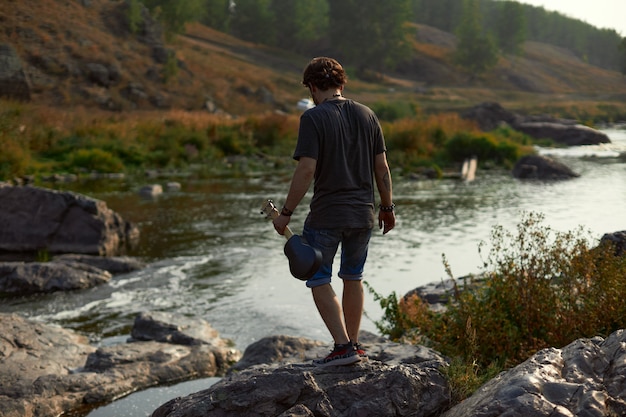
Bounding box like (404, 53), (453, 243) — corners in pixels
(1, 0), (625, 115)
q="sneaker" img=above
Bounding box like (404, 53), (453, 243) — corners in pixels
(312, 343), (360, 367)
(353, 342), (368, 361)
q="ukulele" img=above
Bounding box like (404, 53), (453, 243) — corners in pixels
(260, 200), (322, 280)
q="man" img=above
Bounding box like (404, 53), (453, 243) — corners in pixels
(273, 57), (395, 367)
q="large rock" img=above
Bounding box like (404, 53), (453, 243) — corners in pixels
(0, 254), (144, 295)
(152, 361), (450, 417)
(152, 334), (451, 417)
(462, 102), (610, 146)
(512, 154), (580, 180)
(0, 261), (112, 294)
(513, 121), (611, 146)
(442, 329), (626, 417)
(52, 253), (145, 274)
(461, 101), (517, 131)
(598, 230), (626, 257)
(0, 185), (139, 256)
(0, 312), (240, 417)
(0, 43), (31, 101)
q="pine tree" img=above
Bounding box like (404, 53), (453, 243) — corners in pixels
(494, 1), (526, 56)
(329, 0), (413, 73)
(454, 0), (499, 77)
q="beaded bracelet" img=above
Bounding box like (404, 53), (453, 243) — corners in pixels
(379, 203), (395, 212)
(281, 206), (293, 216)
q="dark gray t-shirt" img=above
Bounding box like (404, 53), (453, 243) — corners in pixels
(294, 99), (386, 229)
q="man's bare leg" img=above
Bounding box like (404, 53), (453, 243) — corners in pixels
(342, 280), (364, 343)
(312, 284), (350, 345)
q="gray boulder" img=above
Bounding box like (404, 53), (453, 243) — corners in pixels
(512, 154), (580, 180)
(462, 102), (610, 146)
(152, 361), (450, 417)
(442, 329), (626, 417)
(0, 312), (240, 417)
(0, 185), (139, 256)
(152, 333), (451, 417)
(461, 101), (517, 131)
(0, 261), (112, 294)
(513, 121), (610, 146)
(131, 311), (231, 350)
(53, 253), (145, 274)
(598, 230), (626, 257)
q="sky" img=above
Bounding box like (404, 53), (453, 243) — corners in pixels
(518, 0), (626, 36)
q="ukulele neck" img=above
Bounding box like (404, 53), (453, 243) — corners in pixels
(262, 200), (294, 239)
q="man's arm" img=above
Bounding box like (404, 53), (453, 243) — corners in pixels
(273, 156), (316, 235)
(374, 152), (395, 234)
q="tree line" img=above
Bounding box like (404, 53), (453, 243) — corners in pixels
(135, 0), (626, 77)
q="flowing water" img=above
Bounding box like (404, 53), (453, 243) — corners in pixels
(2, 128), (625, 416)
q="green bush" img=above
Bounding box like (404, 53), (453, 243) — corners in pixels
(66, 149), (124, 173)
(243, 114), (298, 154)
(371, 101), (418, 122)
(371, 212), (626, 399)
(0, 105), (31, 178)
(443, 131), (525, 167)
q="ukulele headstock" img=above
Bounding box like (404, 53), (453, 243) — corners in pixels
(260, 199), (280, 220)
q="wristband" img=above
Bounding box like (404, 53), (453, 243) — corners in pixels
(379, 203), (395, 212)
(281, 206), (293, 216)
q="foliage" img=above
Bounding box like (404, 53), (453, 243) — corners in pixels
(443, 131), (527, 168)
(242, 113), (299, 153)
(229, 0), (276, 45)
(65, 149), (124, 173)
(412, 0), (463, 33)
(492, 1), (526, 56)
(523, 5), (623, 70)
(201, 0), (232, 32)
(0, 105), (30, 179)
(382, 114), (531, 173)
(269, 0), (329, 53)
(371, 212), (626, 399)
(119, 0), (625, 76)
(371, 100), (419, 122)
(163, 50), (179, 83)
(453, 0), (499, 77)
(415, 0), (623, 71)
(126, 0), (143, 34)
(142, 0), (206, 37)
(329, 0), (414, 72)
(620, 37), (626, 76)
(0, 100), (621, 182)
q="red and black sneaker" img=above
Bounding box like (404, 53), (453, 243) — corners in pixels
(312, 343), (360, 367)
(353, 342), (368, 361)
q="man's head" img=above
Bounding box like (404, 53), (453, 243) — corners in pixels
(302, 57), (347, 91)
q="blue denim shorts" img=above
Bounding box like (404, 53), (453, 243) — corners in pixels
(302, 225), (372, 288)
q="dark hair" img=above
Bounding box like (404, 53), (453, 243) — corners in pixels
(302, 57), (347, 90)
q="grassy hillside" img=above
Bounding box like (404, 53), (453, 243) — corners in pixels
(2, 0), (626, 118)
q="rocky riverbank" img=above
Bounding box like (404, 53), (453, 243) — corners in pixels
(0, 311), (240, 417)
(2, 310), (625, 417)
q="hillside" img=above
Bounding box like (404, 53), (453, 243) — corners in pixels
(2, 0), (626, 117)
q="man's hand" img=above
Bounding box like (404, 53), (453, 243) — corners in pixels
(378, 211), (396, 235)
(273, 214), (291, 235)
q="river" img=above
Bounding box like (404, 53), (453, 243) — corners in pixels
(2, 128), (625, 416)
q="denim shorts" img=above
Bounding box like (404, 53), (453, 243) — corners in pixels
(302, 225), (372, 288)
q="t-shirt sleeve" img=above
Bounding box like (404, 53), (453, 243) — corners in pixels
(293, 113), (319, 161)
(373, 114), (386, 155)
